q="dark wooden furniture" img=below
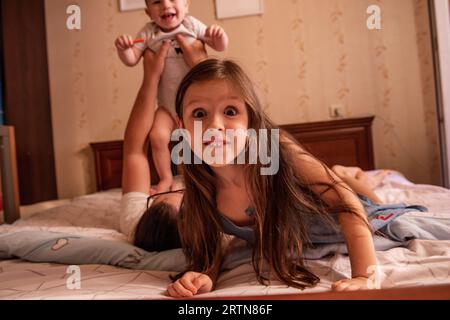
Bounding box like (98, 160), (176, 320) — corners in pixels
(0, 0), (57, 204)
(0, 125), (20, 224)
(282, 116), (375, 170)
(209, 283), (450, 300)
(90, 116), (375, 191)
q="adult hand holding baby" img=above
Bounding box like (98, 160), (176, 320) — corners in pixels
(142, 41), (171, 83)
(175, 34), (208, 68)
(142, 36), (206, 82)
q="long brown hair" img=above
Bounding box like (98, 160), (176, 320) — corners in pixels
(174, 59), (368, 289)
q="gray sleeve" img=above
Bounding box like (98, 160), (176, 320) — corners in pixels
(185, 16), (207, 41)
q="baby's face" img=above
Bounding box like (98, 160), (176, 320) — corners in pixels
(146, 0), (189, 32)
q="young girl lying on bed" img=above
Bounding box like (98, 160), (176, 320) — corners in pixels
(127, 47), (447, 298)
(165, 58), (450, 298)
(165, 58), (391, 297)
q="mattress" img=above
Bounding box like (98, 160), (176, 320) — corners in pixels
(1, 171), (449, 300)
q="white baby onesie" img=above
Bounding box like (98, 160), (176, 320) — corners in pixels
(134, 16), (207, 118)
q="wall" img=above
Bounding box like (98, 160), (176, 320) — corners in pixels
(45, 0), (441, 199)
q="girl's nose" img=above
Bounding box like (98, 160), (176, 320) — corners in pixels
(207, 113), (225, 132)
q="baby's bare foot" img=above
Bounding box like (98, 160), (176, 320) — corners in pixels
(356, 170), (390, 189)
(170, 179), (185, 191)
(154, 178), (173, 194)
(372, 170), (391, 186)
(149, 187), (158, 196)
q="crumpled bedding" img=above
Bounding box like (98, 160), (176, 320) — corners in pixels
(0, 171), (449, 299)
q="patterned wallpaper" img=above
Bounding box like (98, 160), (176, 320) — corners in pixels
(45, 0), (441, 199)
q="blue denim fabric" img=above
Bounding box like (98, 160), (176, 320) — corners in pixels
(219, 194), (430, 246)
(306, 195), (429, 244)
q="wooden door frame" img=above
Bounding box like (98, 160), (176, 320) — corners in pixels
(429, 0), (450, 188)
(0, 0), (58, 204)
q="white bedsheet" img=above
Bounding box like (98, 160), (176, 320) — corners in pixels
(1, 172), (449, 300)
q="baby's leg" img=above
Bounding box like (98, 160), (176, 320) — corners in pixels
(149, 107), (176, 194)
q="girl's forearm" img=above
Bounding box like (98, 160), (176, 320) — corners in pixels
(347, 233), (377, 278)
(339, 213), (378, 278)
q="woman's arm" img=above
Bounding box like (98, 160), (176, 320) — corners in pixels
(175, 34), (208, 67)
(122, 38), (207, 194)
(282, 133), (378, 291)
(122, 43), (170, 194)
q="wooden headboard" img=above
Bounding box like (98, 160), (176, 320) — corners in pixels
(90, 116), (375, 191)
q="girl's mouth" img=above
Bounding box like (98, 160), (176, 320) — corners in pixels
(203, 137), (229, 148)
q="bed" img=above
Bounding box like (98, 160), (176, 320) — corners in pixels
(1, 116), (450, 300)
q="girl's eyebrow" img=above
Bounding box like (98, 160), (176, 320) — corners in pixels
(185, 96), (243, 107)
(185, 99), (205, 107)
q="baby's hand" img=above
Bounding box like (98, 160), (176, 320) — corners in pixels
(332, 276), (371, 291)
(115, 34), (134, 51)
(205, 25), (228, 51)
(205, 25), (226, 41)
(167, 272), (213, 298)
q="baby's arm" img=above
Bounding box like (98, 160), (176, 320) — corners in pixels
(282, 133), (378, 291)
(115, 34), (144, 67)
(204, 25), (229, 52)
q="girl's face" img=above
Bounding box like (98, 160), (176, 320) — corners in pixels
(180, 79), (249, 168)
(146, 0), (188, 32)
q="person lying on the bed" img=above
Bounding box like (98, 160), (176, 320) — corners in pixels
(163, 57), (450, 297)
(120, 34), (205, 251)
(126, 54), (447, 297)
(163, 58), (394, 297)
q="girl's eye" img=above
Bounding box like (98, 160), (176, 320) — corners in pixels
(224, 106), (238, 116)
(192, 108), (206, 118)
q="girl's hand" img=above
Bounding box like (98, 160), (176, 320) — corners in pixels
(115, 34), (134, 51)
(142, 41), (171, 82)
(332, 277), (371, 291)
(175, 34), (208, 68)
(167, 272), (213, 298)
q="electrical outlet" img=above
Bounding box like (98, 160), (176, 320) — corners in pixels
(330, 104), (345, 118)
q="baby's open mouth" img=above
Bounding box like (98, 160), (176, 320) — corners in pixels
(161, 13), (176, 21)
